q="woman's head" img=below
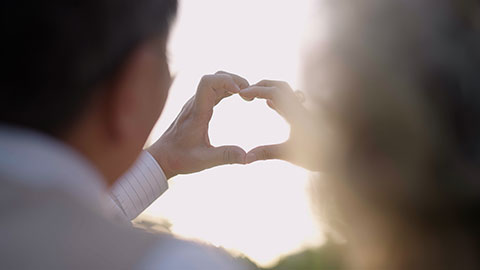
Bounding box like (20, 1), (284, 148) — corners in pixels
(306, 0), (480, 268)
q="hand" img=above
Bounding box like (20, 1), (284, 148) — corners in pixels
(147, 71), (250, 179)
(240, 80), (325, 171)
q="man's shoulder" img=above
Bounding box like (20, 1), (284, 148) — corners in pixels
(0, 179), (249, 269)
(0, 179), (157, 269)
(140, 236), (249, 270)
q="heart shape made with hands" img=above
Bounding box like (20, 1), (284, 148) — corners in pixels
(149, 73), (310, 179)
(207, 77), (307, 165)
(209, 95), (290, 160)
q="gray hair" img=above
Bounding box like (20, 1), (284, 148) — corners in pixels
(306, 0), (480, 268)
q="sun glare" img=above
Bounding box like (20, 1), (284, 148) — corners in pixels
(145, 0), (323, 267)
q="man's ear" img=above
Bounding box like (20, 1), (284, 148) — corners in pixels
(103, 42), (159, 143)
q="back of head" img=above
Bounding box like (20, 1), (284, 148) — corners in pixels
(306, 0), (480, 268)
(1, 0), (177, 136)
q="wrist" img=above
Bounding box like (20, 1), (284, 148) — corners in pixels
(146, 145), (176, 180)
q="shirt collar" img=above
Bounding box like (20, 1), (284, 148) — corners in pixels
(0, 125), (110, 215)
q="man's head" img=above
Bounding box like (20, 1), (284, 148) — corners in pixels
(1, 0), (178, 184)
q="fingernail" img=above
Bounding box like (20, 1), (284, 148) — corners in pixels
(241, 96), (254, 102)
(246, 153), (257, 164)
(239, 89), (252, 99)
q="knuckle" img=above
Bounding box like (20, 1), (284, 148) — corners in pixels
(199, 75), (214, 86)
(295, 91), (306, 102)
(223, 77), (236, 89)
(223, 74), (234, 83)
(279, 81), (291, 88)
(260, 148), (270, 160)
(258, 79), (269, 86)
(208, 74), (231, 85)
(223, 149), (233, 163)
(278, 86), (292, 98)
(271, 88), (282, 100)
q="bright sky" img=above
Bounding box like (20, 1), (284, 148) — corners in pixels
(144, 0), (324, 267)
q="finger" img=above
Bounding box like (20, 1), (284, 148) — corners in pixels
(255, 80), (307, 104)
(241, 95), (255, 102)
(215, 71), (250, 89)
(240, 86), (307, 123)
(205, 145), (247, 167)
(215, 71), (249, 103)
(266, 99), (276, 110)
(246, 143), (288, 164)
(196, 74), (241, 113)
(239, 86), (277, 101)
(255, 80), (291, 89)
(254, 80), (306, 104)
(265, 99), (289, 119)
(240, 86), (292, 119)
(240, 87), (304, 104)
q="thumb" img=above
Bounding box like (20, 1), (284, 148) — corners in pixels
(205, 145), (247, 167)
(246, 143), (288, 164)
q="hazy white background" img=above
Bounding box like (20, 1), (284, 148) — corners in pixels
(144, 0), (324, 267)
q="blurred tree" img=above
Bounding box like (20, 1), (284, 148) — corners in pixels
(134, 215), (346, 269)
(264, 241), (346, 270)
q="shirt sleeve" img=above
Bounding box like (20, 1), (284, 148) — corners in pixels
(109, 151), (168, 220)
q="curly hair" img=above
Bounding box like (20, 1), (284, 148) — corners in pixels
(306, 0), (480, 268)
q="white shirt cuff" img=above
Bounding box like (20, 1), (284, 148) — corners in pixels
(110, 151), (168, 220)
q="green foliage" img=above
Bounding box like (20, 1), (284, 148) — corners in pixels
(135, 215), (346, 270)
(263, 242), (346, 270)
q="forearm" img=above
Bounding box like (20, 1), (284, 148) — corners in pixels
(110, 151), (169, 220)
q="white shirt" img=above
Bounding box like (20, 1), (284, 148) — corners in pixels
(0, 126), (246, 270)
(109, 151), (169, 221)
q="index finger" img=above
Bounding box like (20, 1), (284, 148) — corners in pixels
(255, 80), (292, 89)
(216, 71), (250, 89)
(240, 85), (306, 123)
(195, 74), (241, 113)
(238, 86), (277, 101)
